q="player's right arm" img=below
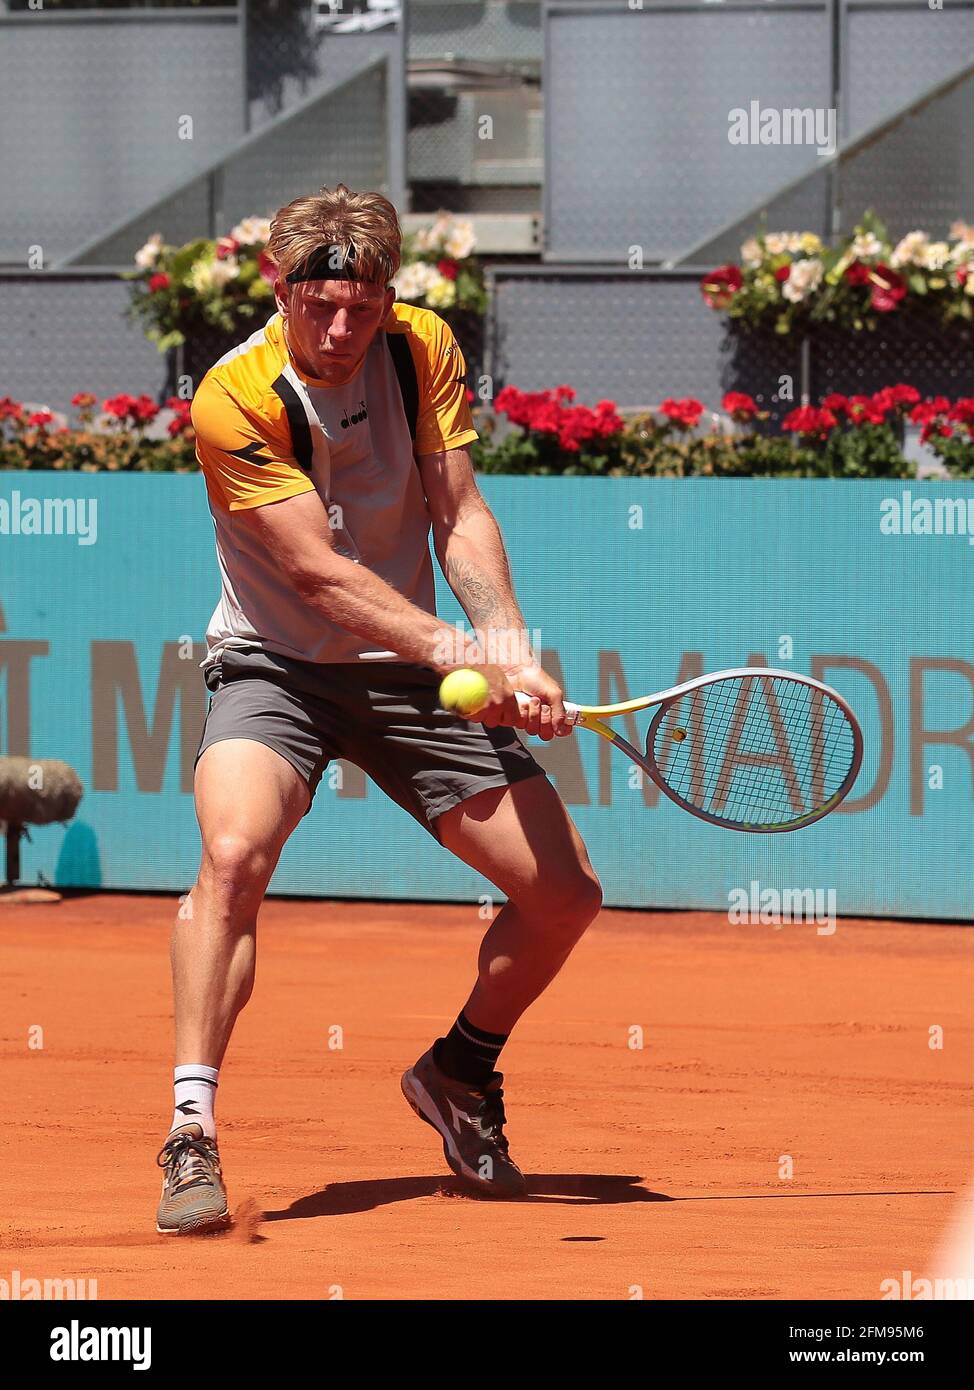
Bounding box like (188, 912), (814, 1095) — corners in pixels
(192, 376), (511, 687)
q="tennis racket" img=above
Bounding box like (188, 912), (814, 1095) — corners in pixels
(513, 667), (863, 833)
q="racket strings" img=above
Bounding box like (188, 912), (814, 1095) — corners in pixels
(650, 676), (857, 826)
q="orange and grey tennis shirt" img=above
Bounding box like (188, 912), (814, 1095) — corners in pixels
(191, 302), (479, 671)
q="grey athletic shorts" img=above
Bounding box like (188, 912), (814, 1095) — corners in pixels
(194, 647), (547, 842)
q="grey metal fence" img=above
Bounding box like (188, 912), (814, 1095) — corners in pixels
(0, 271), (173, 416)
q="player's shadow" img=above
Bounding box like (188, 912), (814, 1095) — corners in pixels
(263, 1173), (669, 1220)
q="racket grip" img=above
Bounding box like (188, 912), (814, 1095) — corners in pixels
(514, 690), (583, 724)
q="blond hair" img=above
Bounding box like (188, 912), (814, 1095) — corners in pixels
(266, 184), (401, 286)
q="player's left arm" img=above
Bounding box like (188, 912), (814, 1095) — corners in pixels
(418, 443), (570, 736)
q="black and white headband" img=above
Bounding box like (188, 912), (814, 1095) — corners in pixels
(285, 243), (363, 284)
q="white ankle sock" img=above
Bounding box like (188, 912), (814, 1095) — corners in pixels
(170, 1064), (219, 1139)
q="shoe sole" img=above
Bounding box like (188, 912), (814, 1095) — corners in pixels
(156, 1207), (231, 1236)
(400, 1068), (527, 1199)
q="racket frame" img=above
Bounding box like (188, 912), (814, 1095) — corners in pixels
(553, 667), (864, 833)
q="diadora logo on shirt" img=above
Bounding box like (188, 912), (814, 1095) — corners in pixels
(341, 400), (368, 429)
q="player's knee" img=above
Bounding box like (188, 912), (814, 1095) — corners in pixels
(200, 831), (276, 902)
(531, 864), (603, 934)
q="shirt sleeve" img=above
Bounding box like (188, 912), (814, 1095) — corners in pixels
(413, 316), (480, 457)
(191, 375), (316, 512)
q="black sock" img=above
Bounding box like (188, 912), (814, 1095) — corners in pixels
(433, 1010), (509, 1086)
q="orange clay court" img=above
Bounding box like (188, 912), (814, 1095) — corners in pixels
(1, 893), (970, 1301)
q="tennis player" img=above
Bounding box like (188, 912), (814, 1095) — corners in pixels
(155, 185), (603, 1233)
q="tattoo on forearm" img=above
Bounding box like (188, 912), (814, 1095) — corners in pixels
(444, 554), (505, 627)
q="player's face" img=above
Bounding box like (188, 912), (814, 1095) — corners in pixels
(278, 279), (395, 382)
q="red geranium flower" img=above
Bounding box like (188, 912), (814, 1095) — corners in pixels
(27, 410), (54, 428)
(774, 265), (791, 283)
(436, 258), (458, 281)
(494, 384), (623, 447)
(846, 395), (886, 426)
(103, 393), (159, 425)
(148, 272), (170, 292)
(722, 391), (758, 423)
(133, 394), (159, 423)
(821, 393), (849, 415)
(215, 237), (239, 261)
(957, 267), (969, 286)
(948, 397), (974, 426)
(71, 391), (98, 409)
(782, 406), (837, 438)
(660, 397), (705, 429)
(258, 250), (278, 285)
(0, 395), (24, 420)
(888, 383), (921, 408)
(868, 264), (907, 313)
(909, 397), (951, 425)
(700, 265), (743, 310)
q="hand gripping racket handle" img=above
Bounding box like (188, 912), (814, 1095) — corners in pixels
(513, 690), (583, 724)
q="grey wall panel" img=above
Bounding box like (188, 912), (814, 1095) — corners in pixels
(223, 63), (390, 223)
(544, 2), (832, 263)
(70, 62), (390, 269)
(672, 167), (831, 270)
(0, 12), (243, 266)
(409, 0), (542, 62)
(490, 270), (735, 411)
(0, 275), (169, 416)
(843, 0), (974, 137)
(248, 25), (399, 126)
(838, 67), (974, 241)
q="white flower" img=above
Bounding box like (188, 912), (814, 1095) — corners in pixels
(782, 256), (824, 303)
(851, 232), (884, 260)
(230, 216), (272, 246)
(740, 237), (762, 268)
(764, 232), (803, 256)
(135, 233), (163, 269)
(393, 261), (439, 300)
(190, 257), (238, 294)
(443, 219), (476, 259)
(210, 257), (240, 287)
(426, 273), (457, 309)
(919, 241), (951, 270)
(891, 231), (929, 268)
(414, 213), (454, 254)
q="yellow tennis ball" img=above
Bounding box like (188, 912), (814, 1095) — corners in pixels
(671, 727), (687, 742)
(439, 668), (490, 716)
